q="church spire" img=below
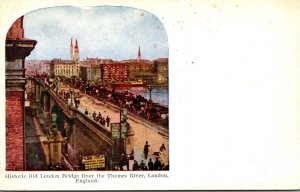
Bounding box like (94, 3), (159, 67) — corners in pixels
(75, 39), (78, 48)
(70, 38), (73, 60)
(137, 46), (141, 61)
(73, 38), (80, 61)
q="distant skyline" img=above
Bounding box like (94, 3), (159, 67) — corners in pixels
(23, 6), (168, 61)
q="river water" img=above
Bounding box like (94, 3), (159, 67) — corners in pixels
(116, 87), (169, 107)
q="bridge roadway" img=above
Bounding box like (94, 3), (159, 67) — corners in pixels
(38, 79), (169, 165)
(38, 80), (112, 146)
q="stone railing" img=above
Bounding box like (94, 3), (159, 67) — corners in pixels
(37, 79), (113, 145)
(74, 110), (112, 145)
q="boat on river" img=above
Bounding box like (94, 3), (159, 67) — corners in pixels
(113, 80), (147, 88)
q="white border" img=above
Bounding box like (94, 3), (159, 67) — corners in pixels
(1, 0), (300, 190)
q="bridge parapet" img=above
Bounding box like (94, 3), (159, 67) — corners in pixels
(74, 110), (112, 145)
(38, 79), (73, 118)
(35, 78), (113, 146)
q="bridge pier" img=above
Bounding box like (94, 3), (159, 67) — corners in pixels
(43, 92), (50, 118)
(28, 78), (36, 101)
(48, 130), (64, 168)
(50, 97), (55, 114)
(63, 120), (70, 154)
(47, 112), (64, 169)
(35, 84), (40, 103)
(29, 80), (114, 170)
(30, 81), (42, 116)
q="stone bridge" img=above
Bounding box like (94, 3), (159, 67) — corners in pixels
(26, 77), (114, 170)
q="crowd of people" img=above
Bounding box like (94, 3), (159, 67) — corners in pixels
(41, 77), (114, 129)
(37, 77), (169, 129)
(132, 141), (168, 170)
(118, 148), (169, 171)
(35, 76), (169, 171)
(59, 77), (169, 128)
(110, 91), (169, 127)
(43, 78), (83, 110)
(132, 157), (169, 170)
(90, 110), (111, 127)
(83, 109), (111, 127)
(70, 80), (169, 128)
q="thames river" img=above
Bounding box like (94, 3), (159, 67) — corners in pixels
(116, 87), (169, 107)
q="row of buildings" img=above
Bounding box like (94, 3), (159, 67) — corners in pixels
(25, 60), (50, 76)
(46, 39), (168, 86)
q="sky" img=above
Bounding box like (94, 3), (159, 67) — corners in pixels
(23, 6), (168, 61)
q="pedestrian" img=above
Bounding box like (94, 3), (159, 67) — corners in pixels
(143, 141), (150, 159)
(97, 112), (102, 119)
(85, 109), (88, 115)
(129, 150), (134, 160)
(92, 111), (96, 120)
(119, 154), (125, 170)
(100, 118), (105, 126)
(106, 116), (110, 127)
(74, 98), (77, 107)
(148, 158), (154, 170)
(77, 98), (80, 108)
(139, 160), (147, 170)
(159, 143), (166, 157)
(126, 154), (130, 170)
(133, 160), (139, 170)
(153, 157), (162, 170)
(160, 143), (166, 152)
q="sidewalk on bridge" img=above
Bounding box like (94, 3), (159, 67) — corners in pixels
(60, 84), (169, 168)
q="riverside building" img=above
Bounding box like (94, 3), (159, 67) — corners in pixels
(50, 38), (80, 78)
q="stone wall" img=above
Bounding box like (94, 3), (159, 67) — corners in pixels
(6, 16), (36, 170)
(67, 120), (111, 167)
(6, 92), (24, 170)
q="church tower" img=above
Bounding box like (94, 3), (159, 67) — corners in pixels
(73, 39), (80, 61)
(70, 38), (73, 60)
(137, 46), (141, 61)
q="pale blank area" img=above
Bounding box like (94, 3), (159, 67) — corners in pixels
(0, 0), (300, 190)
(168, 0), (300, 189)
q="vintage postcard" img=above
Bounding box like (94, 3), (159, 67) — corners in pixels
(1, 0), (300, 190)
(5, 5), (169, 172)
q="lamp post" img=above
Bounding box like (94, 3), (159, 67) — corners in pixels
(69, 88), (74, 107)
(49, 111), (63, 170)
(147, 85), (153, 102)
(74, 78), (78, 88)
(54, 78), (57, 92)
(54, 78), (59, 94)
(120, 108), (128, 156)
(45, 126), (50, 137)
